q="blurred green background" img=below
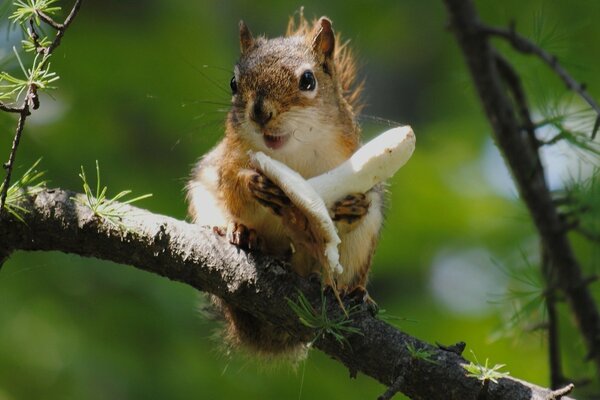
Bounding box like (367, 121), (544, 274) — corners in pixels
(1, 0), (599, 399)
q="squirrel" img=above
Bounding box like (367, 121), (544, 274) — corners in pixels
(186, 13), (384, 357)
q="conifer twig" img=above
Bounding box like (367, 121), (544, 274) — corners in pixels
(0, 87), (33, 211)
(0, 102), (24, 113)
(481, 23), (600, 139)
(37, 0), (82, 55)
(0, 0), (83, 212)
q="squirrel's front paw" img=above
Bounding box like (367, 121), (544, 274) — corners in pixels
(223, 221), (262, 251)
(331, 193), (370, 227)
(246, 170), (291, 215)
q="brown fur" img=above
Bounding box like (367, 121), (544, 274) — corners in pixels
(286, 10), (364, 114)
(187, 13), (384, 357)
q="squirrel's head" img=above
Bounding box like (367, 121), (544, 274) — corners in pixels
(227, 15), (361, 162)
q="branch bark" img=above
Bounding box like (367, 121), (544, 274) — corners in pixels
(0, 188), (574, 400)
(443, 0), (600, 376)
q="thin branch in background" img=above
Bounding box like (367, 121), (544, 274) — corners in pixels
(38, 0), (82, 55)
(493, 50), (539, 149)
(549, 384), (575, 399)
(0, 0), (83, 212)
(377, 376), (404, 400)
(576, 227), (600, 243)
(0, 102), (24, 113)
(542, 247), (566, 389)
(481, 24), (600, 139)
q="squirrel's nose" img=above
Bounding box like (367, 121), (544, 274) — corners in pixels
(250, 96), (273, 126)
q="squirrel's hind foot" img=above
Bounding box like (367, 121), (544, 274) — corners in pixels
(347, 285), (379, 316)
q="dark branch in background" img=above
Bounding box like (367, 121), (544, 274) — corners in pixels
(0, 0), (82, 212)
(37, 0), (83, 55)
(481, 24), (600, 139)
(0, 188), (575, 400)
(443, 0), (600, 382)
(0, 103), (24, 113)
(542, 248), (565, 389)
(493, 52), (537, 144)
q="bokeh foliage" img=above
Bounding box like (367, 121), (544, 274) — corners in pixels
(0, 0), (599, 399)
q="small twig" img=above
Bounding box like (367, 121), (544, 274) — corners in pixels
(523, 321), (549, 333)
(481, 24), (600, 139)
(42, 0), (83, 55)
(547, 383), (574, 400)
(437, 341), (466, 356)
(0, 102), (25, 113)
(27, 18), (43, 53)
(540, 131), (569, 146)
(0, 89), (31, 211)
(575, 227), (600, 243)
(35, 10), (62, 30)
(582, 274), (600, 287)
(377, 375), (404, 400)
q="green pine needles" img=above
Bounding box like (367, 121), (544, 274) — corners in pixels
(10, 0), (61, 25)
(0, 48), (58, 101)
(1, 0), (66, 103)
(286, 290), (363, 347)
(0, 158), (46, 222)
(74, 161), (152, 229)
(405, 342), (439, 365)
(463, 351), (510, 384)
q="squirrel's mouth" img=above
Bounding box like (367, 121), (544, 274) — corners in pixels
(263, 133), (290, 150)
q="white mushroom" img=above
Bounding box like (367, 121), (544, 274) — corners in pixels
(250, 151), (344, 275)
(309, 125), (415, 207)
(249, 125), (416, 276)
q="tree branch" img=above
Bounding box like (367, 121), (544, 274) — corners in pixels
(481, 23), (600, 139)
(0, 188), (573, 400)
(0, 102), (25, 113)
(443, 0), (600, 377)
(39, 0), (83, 55)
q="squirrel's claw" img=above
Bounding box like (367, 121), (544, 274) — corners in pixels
(348, 285), (379, 316)
(247, 170), (291, 215)
(225, 221), (263, 251)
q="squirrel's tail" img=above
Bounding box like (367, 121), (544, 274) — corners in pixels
(209, 295), (308, 361)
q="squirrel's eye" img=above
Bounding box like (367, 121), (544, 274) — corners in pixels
(230, 76), (238, 95)
(299, 70), (316, 91)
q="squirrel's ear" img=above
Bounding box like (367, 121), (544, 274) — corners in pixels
(239, 20), (254, 54)
(312, 17), (335, 60)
